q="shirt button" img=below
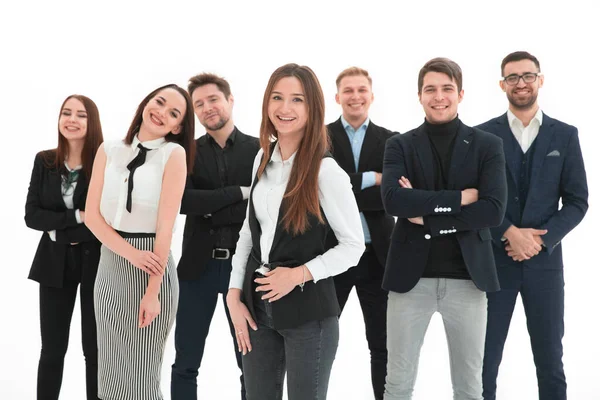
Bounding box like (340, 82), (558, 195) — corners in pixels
(424, 234), (431, 240)
(124, 178), (128, 182)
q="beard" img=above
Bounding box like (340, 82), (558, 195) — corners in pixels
(507, 90), (538, 111)
(202, 116), (228, 131)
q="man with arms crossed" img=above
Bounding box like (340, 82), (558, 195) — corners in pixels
(171, 73), (260, 400)
(327, 67), (395, 400)
(381, 57), (507, 400)
(477, 51), (588, 400)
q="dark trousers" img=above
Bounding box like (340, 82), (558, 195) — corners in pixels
(242, 292), (339, 400)
(334, 247), (388, 400)
(37, 245), (99, 400)
(171, 258), (245, 400)
(483, 266), (566, 400)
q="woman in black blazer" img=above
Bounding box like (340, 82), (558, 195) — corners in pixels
(25, 95), (104, 400)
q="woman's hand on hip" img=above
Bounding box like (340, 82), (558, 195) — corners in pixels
(254, 266), (304, 302)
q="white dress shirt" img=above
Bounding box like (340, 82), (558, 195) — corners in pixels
(229, 144), (365, 290)
(507, 108), (543, 153)
(100, 135), (181, 233)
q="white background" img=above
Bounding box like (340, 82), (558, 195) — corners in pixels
(1, 0), (597, 399)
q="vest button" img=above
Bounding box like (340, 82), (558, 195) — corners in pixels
(209, 229), (215, 235)
(424, 234), (431, 240)
(514, 196), (519, 202)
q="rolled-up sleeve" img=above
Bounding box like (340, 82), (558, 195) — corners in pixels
(305, 158), (365, 282)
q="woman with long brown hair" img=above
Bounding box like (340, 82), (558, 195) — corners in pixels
(25, 94), (104, 399)
(85, 84), (194, 400)
(226, 63), (364, 400)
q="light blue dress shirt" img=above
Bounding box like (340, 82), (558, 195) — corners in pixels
(341, 115), (374, 244)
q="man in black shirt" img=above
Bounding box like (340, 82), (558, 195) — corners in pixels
(171, 73), (259, 400)
(381, 58), (507, 399)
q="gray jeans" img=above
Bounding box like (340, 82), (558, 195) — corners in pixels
(242, 294), (339, 400)
(384, 278), (486, 400)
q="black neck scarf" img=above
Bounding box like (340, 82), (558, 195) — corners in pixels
(126, 143), (151, 213)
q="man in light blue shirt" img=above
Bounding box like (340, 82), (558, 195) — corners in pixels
(326, 67), (396, 400)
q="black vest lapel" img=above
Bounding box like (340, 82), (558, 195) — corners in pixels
(330, 118), (356, 173)
(357, 122), (379, 173)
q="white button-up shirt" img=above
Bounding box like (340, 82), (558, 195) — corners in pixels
(100, 135), (181, 233)
(229, 144), (365, 289)
(507, 108), (543, 153)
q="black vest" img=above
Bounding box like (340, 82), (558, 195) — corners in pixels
(241, 145), (340, 330)
(510, 134), (538, 223)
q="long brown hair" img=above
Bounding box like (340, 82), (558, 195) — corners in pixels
(43, 94), (104, 179)
(124, 84), (196, 172)
(258, 63), (330, 235)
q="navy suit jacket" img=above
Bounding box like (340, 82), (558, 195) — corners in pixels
(381, 120), (507, 293)
(477, 113), (588, 269)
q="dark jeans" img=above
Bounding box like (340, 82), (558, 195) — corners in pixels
(243, 291), (339, 400)
(171, 258), (245, 400)
(483, 267), (566, 400)
(334, 247), (388, 400)
(37, 244), (99, 400)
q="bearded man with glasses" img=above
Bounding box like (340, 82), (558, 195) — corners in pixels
(477, 51), (589, 400)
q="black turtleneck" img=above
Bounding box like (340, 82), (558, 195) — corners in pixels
(423, 116), (471, 280)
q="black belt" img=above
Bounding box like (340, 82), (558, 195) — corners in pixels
(211, 248), (235, 260)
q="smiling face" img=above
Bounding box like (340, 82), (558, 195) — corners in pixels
(141, 88), (187, 137)
(419, 71), (464, 124)
(59, 97), (88, 142)
(268, 76), (308, 141)
(501, 59), (543, 111)
(191, 83), (234, 132)
(335, 74), (373, 125)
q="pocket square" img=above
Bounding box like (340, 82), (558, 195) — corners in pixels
(546, 150), (560, 157)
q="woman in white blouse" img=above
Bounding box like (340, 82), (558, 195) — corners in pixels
(226, 64), (365, 400)
(85, 84), (195, 400)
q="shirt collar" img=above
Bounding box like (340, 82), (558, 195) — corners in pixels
(132, 134), (166, 150)
(507, 108), (543, 128)
(271, 142), (297, 165)
(208, 126), (238, 147)
(341, 115), (370, 132)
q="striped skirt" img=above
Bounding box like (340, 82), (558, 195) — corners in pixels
(94, 235), (178, 400)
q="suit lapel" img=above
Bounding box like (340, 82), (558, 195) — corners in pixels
(357, 122), (380, 172)
(72, 171), (87, 207)
(494, 114), (519, 187)
(528, 114), (555, 190)
(329, 118), (356, 173)
(447, 122), (473, 189)
(413, 124), (435, 190)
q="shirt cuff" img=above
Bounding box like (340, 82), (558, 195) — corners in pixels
(304, 257), (327, 283)
(361, 172), (376, 190)
(75, 209), (83, 224)
(240, 186), (251, 201)
(228, 272), (245, 290)
(48, 231), (56, 241)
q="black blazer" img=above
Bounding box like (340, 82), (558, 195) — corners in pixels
(177, 128), (260, 280)
(381, 121), (507, 293)
(477, 113), (588, 270)
(326, 118), (395, 267)
(25, 152), (101, 288)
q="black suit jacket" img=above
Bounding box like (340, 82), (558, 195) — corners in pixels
(326, 118), (395, 266)
(477, 113), (588, 269)
(25, 152), (101, 288)
(177, 128), (260, 280)
(381, 121), (507, 293)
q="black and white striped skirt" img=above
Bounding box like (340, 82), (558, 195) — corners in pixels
(94, 234), (178, 400)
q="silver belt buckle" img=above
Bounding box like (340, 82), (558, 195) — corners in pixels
(212, 248), (230, 260)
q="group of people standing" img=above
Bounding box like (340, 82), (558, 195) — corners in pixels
(25, 50), (588, 400)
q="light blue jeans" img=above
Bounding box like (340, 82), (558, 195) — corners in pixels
(384, 278), (486, 400)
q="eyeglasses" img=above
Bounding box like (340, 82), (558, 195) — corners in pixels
(502, 72), (542, 86)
